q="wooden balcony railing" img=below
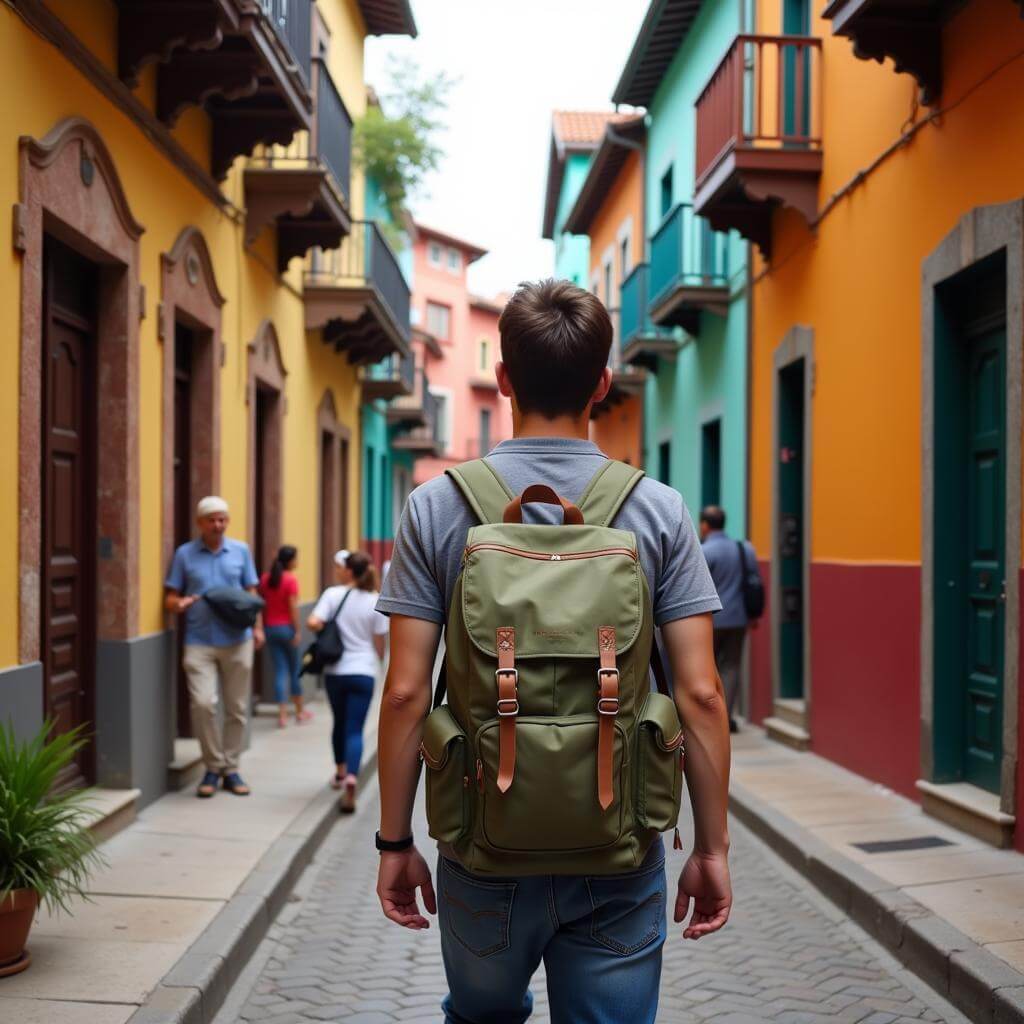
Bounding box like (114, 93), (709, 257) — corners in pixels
(260, 0), (313, 85)
(695, 34), (823, 189)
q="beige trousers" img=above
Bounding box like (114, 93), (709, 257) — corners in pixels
(182, 639), (254, 774)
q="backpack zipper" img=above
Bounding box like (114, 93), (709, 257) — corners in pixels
(463, 543), (636, 563)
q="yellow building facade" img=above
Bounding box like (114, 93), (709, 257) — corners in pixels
(1, 0), (415, 803)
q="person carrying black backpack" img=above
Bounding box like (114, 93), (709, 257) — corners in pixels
(699, 506), (764, 734)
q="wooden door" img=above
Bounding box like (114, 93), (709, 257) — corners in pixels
(41, 238), (97, 789)
(778, 358), (805, 700)
(173, 324), (194, 737)
(963, 327), (1006, 792)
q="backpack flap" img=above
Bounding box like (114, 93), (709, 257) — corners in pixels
(459, 522), (643, 659)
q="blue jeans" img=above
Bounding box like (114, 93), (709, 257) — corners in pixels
(438, 842), (667, 1024)
(265, 624), (301, 703)
(324, 674), (374, 774)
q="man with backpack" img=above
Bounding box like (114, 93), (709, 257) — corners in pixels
(699, 506), (763, 734)
(375, 280), (733, 1023)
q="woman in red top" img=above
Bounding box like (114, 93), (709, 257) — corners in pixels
(259, 546), (311, 728)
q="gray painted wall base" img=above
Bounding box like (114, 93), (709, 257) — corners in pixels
(0, 661), (43, 741)
(97, 631), (174, 809)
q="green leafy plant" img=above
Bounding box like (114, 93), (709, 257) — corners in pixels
(0, 722), (104, 914)
(355, 57), (454, 233)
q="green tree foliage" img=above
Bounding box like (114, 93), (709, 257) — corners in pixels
(355, 58), (454, 233)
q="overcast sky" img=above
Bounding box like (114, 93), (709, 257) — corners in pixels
(364, 0), (650, 298)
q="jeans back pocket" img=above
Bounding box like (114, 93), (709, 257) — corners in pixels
(440, 858), (516, 958)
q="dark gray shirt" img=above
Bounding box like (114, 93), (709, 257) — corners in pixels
(701, 530), (757, 630)
(377, 438), (721, 626)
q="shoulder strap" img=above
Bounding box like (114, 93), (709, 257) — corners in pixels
(445, 459), (515, 524)
(577, 460), (646, 528)
(736, 540), (748, 576)
(332, 587), (353, 623)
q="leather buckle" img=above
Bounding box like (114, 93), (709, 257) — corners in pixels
(495, 667), (519, 684)
(597, 667), (620, 683)
(497, 697), (520, 717)
(597, 696), (619, 716)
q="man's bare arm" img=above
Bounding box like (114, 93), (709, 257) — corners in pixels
(376, 613), (441, 929)
(660, 612), (732, 939)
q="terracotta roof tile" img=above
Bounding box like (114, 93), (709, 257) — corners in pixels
(551, 110), (634, 148)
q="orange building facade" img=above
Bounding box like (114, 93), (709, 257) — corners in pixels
(704, 0), (1024, 848)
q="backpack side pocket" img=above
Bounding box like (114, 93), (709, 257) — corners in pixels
(635, 693), (684, 832)
(421, 706), (471, 844)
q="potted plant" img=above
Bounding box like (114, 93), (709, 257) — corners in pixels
(0, 722), (103, 977)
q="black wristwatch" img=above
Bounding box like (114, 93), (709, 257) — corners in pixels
(375, 831), (414, 853)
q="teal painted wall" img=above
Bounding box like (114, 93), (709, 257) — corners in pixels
(643, 3), (749, 538)
(554, 153), (593, 286)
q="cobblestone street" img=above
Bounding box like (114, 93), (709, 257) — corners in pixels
(215, 789), (969, 1024)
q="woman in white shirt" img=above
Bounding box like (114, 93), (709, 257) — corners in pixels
(308, 549), (388, 812)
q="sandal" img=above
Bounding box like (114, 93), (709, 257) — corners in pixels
(277, 710), (289, 729)
(330, 773), (344, 790)
(222, 772), (251, 796)
(295, 709), (314, 724)
(196, 771), (219, 799)
(339, 774), (357, 814)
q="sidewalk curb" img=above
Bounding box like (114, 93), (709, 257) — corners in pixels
(127, 746), (379, 1024)
(729, 780), (1024, 1024)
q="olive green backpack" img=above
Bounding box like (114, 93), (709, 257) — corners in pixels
(419, 457), (685, 876)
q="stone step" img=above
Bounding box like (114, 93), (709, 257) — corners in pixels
(167, 737), (204, 791)
(764, 715), (811, 751)
(773, 697), (808, 729)
(82, 787), (140, 844)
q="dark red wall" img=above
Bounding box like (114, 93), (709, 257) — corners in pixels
(748, 559), (773, 724)
(809, 562), (921, 801)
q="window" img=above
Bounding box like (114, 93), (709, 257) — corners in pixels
(431, 390), (452, 451)
(657, 440), (671, 486)
(427, 241), (442, 267)
(479, 337), (490, 373)
(660, 166), (674, 219)
(701, 419), (722, 508)
(425, 301), (450, 340)
(620, 236), (631, 281)
(603, 261), (613, 307)
(447, 247), (462, 273)
(479, 408), (492, 456)
(410, 305), (422, 326)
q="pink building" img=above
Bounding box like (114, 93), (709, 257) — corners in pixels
(410, 224), (513, 484)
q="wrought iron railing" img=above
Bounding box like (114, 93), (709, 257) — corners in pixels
(649, 203), (729, 309)
(366, 349), (415, 392)
(260, 0), (312, 84)
(316, 62), (351, 200)
(619, 264), (671, 349)
(695, 34), (823, 187)
(307, 222), (411, 341)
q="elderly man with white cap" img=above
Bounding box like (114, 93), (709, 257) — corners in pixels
(165, 496), (264, 798)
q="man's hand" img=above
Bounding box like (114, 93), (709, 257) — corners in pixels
(675, 850), (732, 940)
(175, 595), (199, 614)
(377, 848), (436, 929)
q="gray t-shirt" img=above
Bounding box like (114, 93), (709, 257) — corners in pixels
(377, 438), (721, 626)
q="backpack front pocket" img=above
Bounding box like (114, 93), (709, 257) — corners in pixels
(635, 693), (684, 832)
(476, 715), (627, 854)
(421, 706), (471, 844)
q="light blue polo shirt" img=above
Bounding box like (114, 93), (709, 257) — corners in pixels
(165, 537), (260, 647)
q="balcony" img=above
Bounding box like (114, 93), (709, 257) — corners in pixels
(117, 0), (314, 180)
(244, 62), (351, 272)
(823, 0), (945, 103)
(648, 203), (729, 333)
(619, 264), (678, 369)
(362, 350), (415, 402)
(391, 374), (444, 456)
(305, 221), (412, 365)
(694, 34), (823, 259)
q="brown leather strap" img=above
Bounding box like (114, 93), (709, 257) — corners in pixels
(502, 485), (584, 526)
(496, 626), (517, 793)
(597, 626), (619, 810)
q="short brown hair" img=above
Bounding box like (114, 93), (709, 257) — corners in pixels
(498, 279), (612, 418)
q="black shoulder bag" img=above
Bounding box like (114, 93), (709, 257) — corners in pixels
(300, 588), (352, 677)
(736, 541), (765, 621)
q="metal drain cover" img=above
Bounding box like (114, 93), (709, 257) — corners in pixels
(851, 835), (955, 854)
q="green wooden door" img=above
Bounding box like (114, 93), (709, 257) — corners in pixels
(778, 360), (804, 700)
(782, 0), (810, 140)
(963, 327), (1005, 792)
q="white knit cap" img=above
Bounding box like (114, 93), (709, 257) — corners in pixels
(196, 495), (229, 518)
(333, 549), (350, 567)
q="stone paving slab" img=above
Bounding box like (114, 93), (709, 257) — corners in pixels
(216, 785), (967, 1024)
